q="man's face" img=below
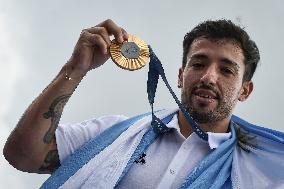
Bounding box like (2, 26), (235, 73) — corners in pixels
(179, 37), (252, 124)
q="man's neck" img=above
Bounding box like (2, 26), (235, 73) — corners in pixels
(177, 110), (231, 138)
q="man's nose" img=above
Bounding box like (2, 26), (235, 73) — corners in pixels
(200, 66), (218, 85)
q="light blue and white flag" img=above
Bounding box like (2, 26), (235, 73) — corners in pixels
(40, 109), (284, 189)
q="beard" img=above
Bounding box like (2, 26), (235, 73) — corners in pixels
(181, 85), (237, 124)
(186, 100), (233, 124)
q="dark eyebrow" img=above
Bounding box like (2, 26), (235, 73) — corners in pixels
(220, 58), (240, 71)
(189, 53), (241, 71)
(189, 53), (208, 60)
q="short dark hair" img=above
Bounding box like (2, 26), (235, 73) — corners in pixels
(182, 19), (260, 81)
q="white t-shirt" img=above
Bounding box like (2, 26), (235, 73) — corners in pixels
(56, 114), (231, 189)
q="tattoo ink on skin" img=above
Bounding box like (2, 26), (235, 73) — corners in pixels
(43, 94), (71, 143)
(39, 149), (61, 172)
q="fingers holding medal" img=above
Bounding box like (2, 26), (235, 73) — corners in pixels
(70, 19), (149, 73)
(79, 19), (150, 71)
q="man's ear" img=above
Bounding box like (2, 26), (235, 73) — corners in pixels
(178, 68), (183, 88)
(238, 81), (253, 101)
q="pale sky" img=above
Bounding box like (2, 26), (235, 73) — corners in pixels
(1, 0), (283, 188)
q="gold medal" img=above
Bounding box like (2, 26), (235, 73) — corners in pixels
(109, 34), (150, 71)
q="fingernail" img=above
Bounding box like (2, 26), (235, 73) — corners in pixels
(119, 36), (124, 43)
(123, 33), (128, 40)
(102, 48), (107, 54)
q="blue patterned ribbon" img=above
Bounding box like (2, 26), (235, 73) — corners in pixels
(147, 46), (208, 140)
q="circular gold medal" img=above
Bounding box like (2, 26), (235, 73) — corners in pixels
(109, 34), (150, 71)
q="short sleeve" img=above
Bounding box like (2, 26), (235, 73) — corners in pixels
(55, 115), (128, 163)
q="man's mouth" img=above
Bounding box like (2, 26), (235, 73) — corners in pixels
(192, 89), (219, 104)
(194, 88), (218, 98)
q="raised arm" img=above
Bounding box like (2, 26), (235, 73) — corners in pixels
(3, 19), (128, 174)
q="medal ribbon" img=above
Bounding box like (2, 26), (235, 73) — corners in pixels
(147, 46), (208, 141)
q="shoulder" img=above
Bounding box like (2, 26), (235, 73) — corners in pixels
(57, 114), (129, 135)
(56, 114), (129, 163)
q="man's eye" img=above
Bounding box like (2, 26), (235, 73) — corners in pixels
(221, 67), (234, 75)
(192, 63), (204, 69)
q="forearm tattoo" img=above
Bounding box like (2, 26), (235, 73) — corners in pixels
(39, 149), (61, 172)
(43, 94), (71, 143)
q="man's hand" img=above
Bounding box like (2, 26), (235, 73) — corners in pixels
(68, 19), (128, 76)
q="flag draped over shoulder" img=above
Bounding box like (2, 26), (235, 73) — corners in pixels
(40, 109), (284, 189)
(180, 114), (284, 189)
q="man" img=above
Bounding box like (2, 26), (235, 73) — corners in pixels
(4, 19), (284, 188)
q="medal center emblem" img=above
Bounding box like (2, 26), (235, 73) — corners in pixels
(121, 42), (140, 59)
